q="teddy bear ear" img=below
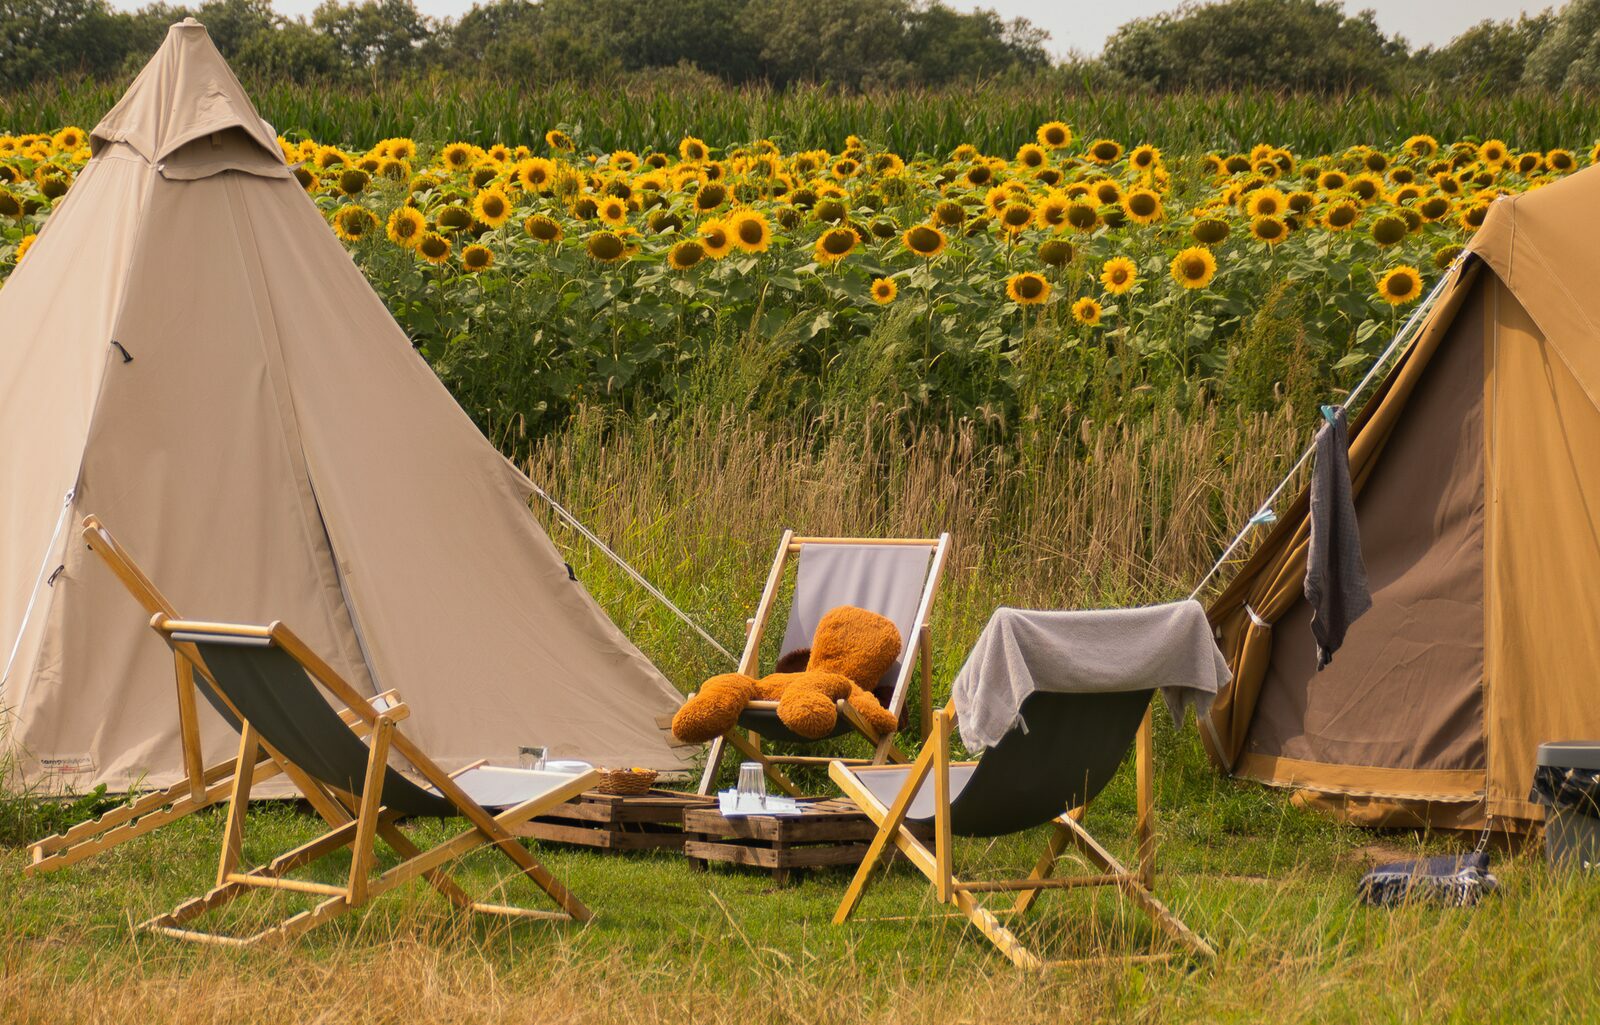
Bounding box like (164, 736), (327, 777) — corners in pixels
(773, 647), (811, 675)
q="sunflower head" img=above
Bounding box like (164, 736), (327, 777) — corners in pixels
(1547, 148), (1577, 173)
(473, 187), (514, 228)
(934, 200), (966, 227)
(1038, 238), (1074, 267)
(1170, 246), (1218, 289)
(545, 130), (575, 153)
(1071, 296), (1102, 326)
(870, 277), (898, 304)
(815, 226), (860, 265)
(1036, 121), (1073, 149)
(418, 232), (451, 264)
(331, 205), (379, 242)
(1369, 214), (1408, 247)
(699, 219), (733, 258)
(524, 213), (563, 242)
(1191, 217), (1230, 245)
(1317, 170), (1348, 192)
(1403, 134), (1439, 159)
(1249, 215), (1288, 245)
(1087, 139), (1123, 165)
(814, 197), (848, 224)
(1434, 244), (1464, 270)
(1478, 139), (1508, 166)
(668, 240), (705, 270)
(1224, 154), (1253, 174)
(1377, 265), (1424, 305)
(1099, 256), (1137, 295)
(999, 201), (1034, 233)
(1460, 203), (1490, 230)
(903, 223), (947, 258)
(1244, 187), (1285, 219)
(963, 163), (993, 187)
(1123, 188), (1163, 224)
(1129, 144), (1161, 172)
(0, 188), (22, 220)
(679, 136), (709, 162)
(1323, 201), (1360, 231)
(1287, 190), (1316, 214)
(596, 196), (629, 227)
(1417, 194), (1451, 221)
(13, 233), (36, 263)
(1064, 199), (1099, 232)
(1015, 143), (1047, 169)
(729, 210), (772, 252)
(648, 210), (684, 234)
(1006, 272), (1051, 306)
(586, 229), (629, 263)
(387, 206), (427, 248)
(51, 126), (86, 151)
(461, 244), (494, 272)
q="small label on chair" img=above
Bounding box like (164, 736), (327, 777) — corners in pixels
(39, 755), (95, 776)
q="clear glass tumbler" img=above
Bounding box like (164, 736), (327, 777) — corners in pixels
(519, 745), (548, 771)
(736, 761), (767, 809)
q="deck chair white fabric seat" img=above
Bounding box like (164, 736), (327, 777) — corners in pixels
(141, 618), (598, 946)
(698, 532), (950, 794)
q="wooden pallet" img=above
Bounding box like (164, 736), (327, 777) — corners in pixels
(509, 789), (713, 852)
(684, 797), (933, 883)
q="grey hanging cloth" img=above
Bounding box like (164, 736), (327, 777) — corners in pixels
(1304, 406), (1371, 669)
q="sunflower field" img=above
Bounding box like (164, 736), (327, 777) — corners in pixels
(0, 122), (1585, 439)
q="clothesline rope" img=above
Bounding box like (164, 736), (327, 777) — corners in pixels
(1187, 256), (1464, 601)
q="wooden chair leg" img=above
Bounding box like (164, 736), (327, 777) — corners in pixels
(831, 742), (940, 924)
(1135, 708), (1156, 891)
(173, 654), (208, 804)
(918, 626), (934, 742)
(1057, 812), (1214, 959)
(933, 710), (953, 904)
(1011, 809), (1081, 915)
(347, 715), (397, 906)
(697, 734), (726, 796)
(215, 724), (259, 888)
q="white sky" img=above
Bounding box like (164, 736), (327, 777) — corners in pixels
(114, 0), (1557, 56)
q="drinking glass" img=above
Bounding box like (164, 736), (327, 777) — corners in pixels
(519, 745), (548, 771)
(737, 761), (767, 809)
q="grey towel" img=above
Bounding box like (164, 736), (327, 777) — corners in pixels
(1305, 407), (1371, 669)
(950, 602), (1230, 754)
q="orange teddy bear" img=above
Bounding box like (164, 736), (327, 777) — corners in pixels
(671, 605), (901, 743)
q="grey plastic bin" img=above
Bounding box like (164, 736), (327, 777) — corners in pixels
(1535, 741), (1600, 869)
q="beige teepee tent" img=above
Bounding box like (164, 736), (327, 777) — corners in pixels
(0, 19), (692, 791)
(1204, 164), (1600, 830)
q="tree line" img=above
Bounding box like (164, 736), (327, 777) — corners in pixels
(1, 0), (1596, 95)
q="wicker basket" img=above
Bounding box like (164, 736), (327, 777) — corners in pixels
(595, 768), (658, 795)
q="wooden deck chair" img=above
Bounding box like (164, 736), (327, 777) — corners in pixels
(830, 692), (1215, 969)
(26, 516), (365, 876)
(139, 616), (599, 946)
(697, 531), (950, 796)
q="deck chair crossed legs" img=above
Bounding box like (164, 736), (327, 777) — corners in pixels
(140, 616), (598, 946)
(831, 694), (1215, 969)
(698, 531), (950, 796)
(27, 516), (367, 876)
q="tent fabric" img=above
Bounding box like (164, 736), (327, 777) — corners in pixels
(0, 21), (692, 791)
(1205, 170), (1600, 828)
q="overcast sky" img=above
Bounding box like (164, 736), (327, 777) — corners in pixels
(117, 0), (1558, 55)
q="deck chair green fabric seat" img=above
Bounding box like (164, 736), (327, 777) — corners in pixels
(142, 618), (598, 946)
(833, 688), (1214, 968)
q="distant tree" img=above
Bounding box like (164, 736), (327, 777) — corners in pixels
(0, 0), (135, 85)
(312, 0), (432, 73)
(235, 18), (342, 78)
(743, 0), (915, 88)
(1410, 13), (1556, 88)
(904, 3), (1051, 84)
(184, 0), (277, 58)
(442, 0), (622, 83)
(1524, 0), (1600, 89)
(1102, 0), (1406, 92)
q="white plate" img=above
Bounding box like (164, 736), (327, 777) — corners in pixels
(544, 759), (594, 774)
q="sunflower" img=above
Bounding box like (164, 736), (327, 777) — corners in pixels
(1322, 201), (1360, 231)
(436, 204), (473, 231)
(383, 137), (418, 162)
(1191, 217), (1230, 245)
(439, 142), (475, 171)
(1064, 199), (1099, 232)
(1071, 296), (1102, 326)
(0, 188), (21, 219)
(1128, 144), (1161, 172)
(418, 232), (451, 265)
(1244, 187), (1286, 219)
(870, 277), (898, 304)
(962, 164), (993, 188)
(679, 136), (709, 162)
(1086, 139), (1123, 165)
(934, 199), (966, 226)
(815, 226), (860, 265)
(699, 219), (733, 259)
(1038, 238), (1074, 267)
(473, 187), (514, 228)
(1416, 194), (1452, 221)
(293, 166), (317, 191)
(1099, 257), (1137, 295)
(461, 244), (494, 273)
(585, 229), (629, 263)
(667, 239), (705, 270)
(693, 181), (728, 213)
(386, 206), (426, 248)
(1122, 187), (1163, 224)
(1478, 139), (1508, 166)
(1515, 151), (1543, 175)
(1036, 121), (1073, 149)
(1434, 244), (1464, 270)
(516, 157), (557, 192)
(1224, 154), (1253, 174)
(952, 143), (980, 162)
(524, 213), (563, 242)
(1369, 214), (1407, 246)
(1170, 246), (1217, 289)
(1035, 194), (1069, 230)
(1388, 183), (1423, 205)
(1015, 143), (1047, 169)
(545, 130), (575, 153)
(728, 209), (772, 253)
(596, 195), (629, 227)
(1249, 215), (1288, 245)
(1459, 203), (1490, 231)
(902, 223), (947, 258)
(1091, 179), (1123, 206)
(330, 205), (379, 242)
(1403, 134), (1439, 159)
(1317, 170), (1348, 192)
(51, 126), (85, 151)
(998, 201), (1034, 233)
(1006, 272), (1051, 306)
(1377, 266), (1423, 305)
(1547, 149), (1577, 174)
(1347, 174), (1383, 203)
(314, 145), (349, 169)
(1287, 190), (1317, 214)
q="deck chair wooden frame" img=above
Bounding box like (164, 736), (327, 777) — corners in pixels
(139, 616), (600, 946)
(26, 516), (366, 876)
(830, 700), (1214, 969)
(696, 531), (950, 796)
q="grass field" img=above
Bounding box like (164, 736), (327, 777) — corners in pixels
(4, 410), (1598, 1024)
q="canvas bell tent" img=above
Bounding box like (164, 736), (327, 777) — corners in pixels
(0, 20), (691, 791)
(1204, 167), (1600, 830)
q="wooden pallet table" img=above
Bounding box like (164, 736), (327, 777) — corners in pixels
(683, 797), (933, 883)
(509, 789), (713, 852)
